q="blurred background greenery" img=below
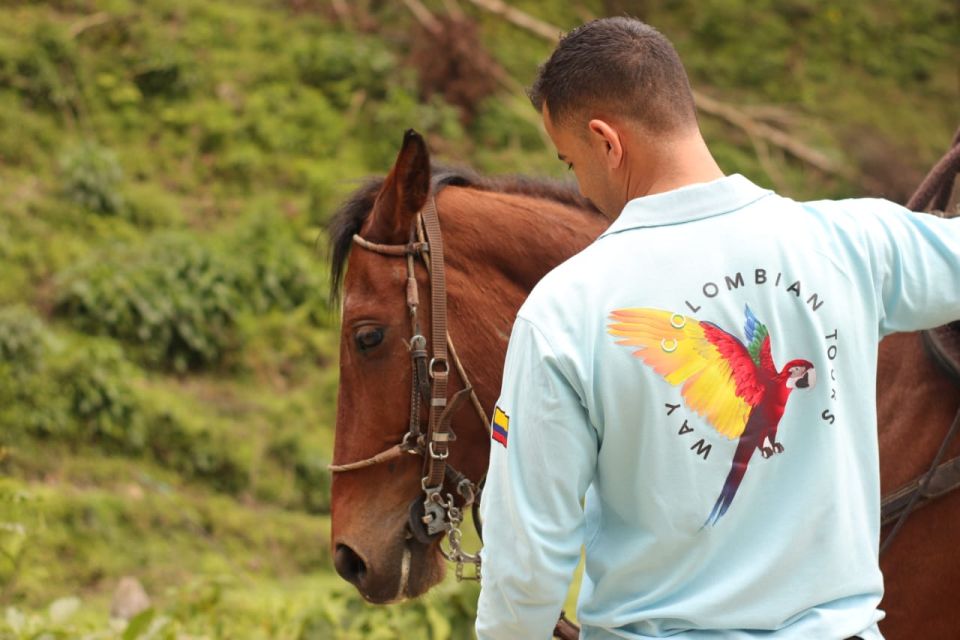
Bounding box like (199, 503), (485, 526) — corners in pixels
(0, 0), (955, 638)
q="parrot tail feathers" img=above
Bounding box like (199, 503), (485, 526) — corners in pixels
(702, 459), (749, 528)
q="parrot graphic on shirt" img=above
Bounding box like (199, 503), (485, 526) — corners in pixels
(607, 305), (816, 526)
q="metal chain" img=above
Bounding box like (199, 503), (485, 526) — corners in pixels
(437, 483), (482, 581)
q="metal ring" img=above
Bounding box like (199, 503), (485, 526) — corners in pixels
(670, 313), (687, 329)
(661, 338), (679, 353)
(429, 357), (450, 377)
(400, 432), (420, 453)
(428, 441), (449, 460)
(422, 478), (442, 493)
(456, 478), (475, 499)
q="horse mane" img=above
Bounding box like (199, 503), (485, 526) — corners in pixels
(327, 166), (600, 299)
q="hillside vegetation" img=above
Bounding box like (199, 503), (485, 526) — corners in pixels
(0, 0), (955, 638)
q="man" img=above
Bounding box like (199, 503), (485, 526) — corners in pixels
(475, 16), (960, 640)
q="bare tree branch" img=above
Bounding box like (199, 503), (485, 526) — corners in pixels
(464, 0), (562, 41)
(441, 0), (466, 20)
(399, 0), (525, 98)
(330, 0), (353, 27)
(693, 91), (848, 178)
(400, 0), (444, 36)
(464, 0), (849, 178)
(68, 12), (112, 39)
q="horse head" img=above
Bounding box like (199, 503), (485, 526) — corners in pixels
(328, 130), (607, 603)
(329, 131), (486, 602)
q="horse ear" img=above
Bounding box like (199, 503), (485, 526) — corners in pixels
(363, 129), (431, 243)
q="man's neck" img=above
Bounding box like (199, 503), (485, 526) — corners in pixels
(623, 132), (725, 202)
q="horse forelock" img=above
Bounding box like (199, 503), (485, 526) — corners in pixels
(326, 165), (601, 301)
(328, 176), (384, 301)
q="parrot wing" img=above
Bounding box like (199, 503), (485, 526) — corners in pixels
(608, 308), (765, 439)
(743, 304), (775, 372)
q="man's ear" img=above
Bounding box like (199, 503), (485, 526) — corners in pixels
(587, 119), (624, 169)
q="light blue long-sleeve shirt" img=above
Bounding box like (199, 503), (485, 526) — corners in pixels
(476, 174), (960, 639)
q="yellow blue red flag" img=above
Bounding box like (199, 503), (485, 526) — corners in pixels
(492, 406), (509, 447)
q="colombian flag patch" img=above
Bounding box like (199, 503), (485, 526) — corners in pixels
(492, 406), (509, 448)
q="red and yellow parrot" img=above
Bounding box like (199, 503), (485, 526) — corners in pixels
(607, 305), (816, 526)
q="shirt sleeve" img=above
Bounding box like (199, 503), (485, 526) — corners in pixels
(856, 200), (960, 336)
(475, 316), (598, 640)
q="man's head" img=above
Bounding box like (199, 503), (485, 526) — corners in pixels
(530, 17), (710, 217)
(529, 18), (696, 135)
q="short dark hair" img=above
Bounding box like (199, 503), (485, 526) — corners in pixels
(529, 17), (697, 134)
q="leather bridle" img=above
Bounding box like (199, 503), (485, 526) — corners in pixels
(328, 180), (489, 580)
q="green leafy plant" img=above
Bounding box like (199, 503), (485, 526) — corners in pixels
(294, 32), (396, 108)
(58, 140), (127, 216)
(59, 340), (148, 452)
(54, 232), (243, 371)
(54, 214), (327, 372)
(0, 21), (80, 115)
(0, 305), (48, 370)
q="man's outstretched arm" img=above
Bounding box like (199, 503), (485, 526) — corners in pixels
(476, 316), (598, 639)
(857, 200), (960, 334)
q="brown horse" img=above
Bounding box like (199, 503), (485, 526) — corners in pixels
(328, 131), (960, 637)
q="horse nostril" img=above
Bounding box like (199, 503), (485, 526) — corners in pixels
(334, 543), (368, 586)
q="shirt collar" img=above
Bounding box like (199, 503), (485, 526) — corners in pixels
(598, 174), (773, 238)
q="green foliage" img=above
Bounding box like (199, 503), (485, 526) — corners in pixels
(0, 478), (39, 596)
(61, 340), (149, 451)
(140, 394), (251, 494)
(294, 32), (396, 108)
(230, 213), (321, 315)
(358, 88), (465, 169)
(0, 318), (251, 495)
(0, 307), (69, 440)
(53, 213), (326, 372)
(55, 137), (187, 230)
(58, 140), (127, 216)
(300, 581), (481, 640)
(0, 20), (80, 115)
(0, 326), (138, 452)
(0, 305), (48, 368)
(54, 233), (241, 371)
(0, 310), (335, 511)
(0, 0), (955, 636)
(131, 47), (195, 100)
(0, 578), (479, 640)
(0, 352), (58, 441)
(0, 471), (331, 610)
(665, 0), (954, 99)
(238, 309), (334, 384)
(470, 97), (543, 152)
(1, 595), (82, 638)
(122, 180), (187, 229)
(293, 453), (331, 515)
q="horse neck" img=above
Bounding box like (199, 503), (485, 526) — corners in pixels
(439, 187), (605, 288)
(435, 187), (606, 416)
(877, 332), (960, 491)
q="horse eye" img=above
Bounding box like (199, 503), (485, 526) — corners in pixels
(355, 327), (385, 352)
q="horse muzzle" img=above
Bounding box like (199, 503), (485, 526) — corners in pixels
(332, 534), (444, 603)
